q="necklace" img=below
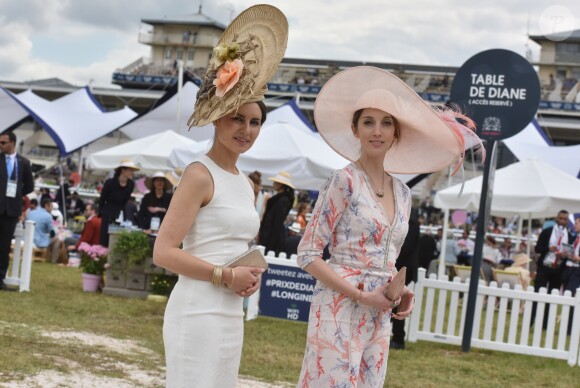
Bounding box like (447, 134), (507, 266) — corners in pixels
(358, 160), (385, 197)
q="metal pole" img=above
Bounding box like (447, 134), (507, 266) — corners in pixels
(462, 140), (497, 352)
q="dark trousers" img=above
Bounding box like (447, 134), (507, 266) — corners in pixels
(456, 253), (473, 266)
(391, 316), (406, 343)
(532, 264), (564, 329)
(0, 215), (19, 280)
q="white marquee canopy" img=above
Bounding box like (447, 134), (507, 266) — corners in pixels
(169, 122), (349, 191)
(434, 158), (580, 218)
(87, 130), (197, 172)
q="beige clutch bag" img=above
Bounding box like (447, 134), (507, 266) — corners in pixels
(384, 267), (406, 301)
(225, 247), (269, 270)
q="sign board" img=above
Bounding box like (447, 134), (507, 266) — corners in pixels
(259, 262), (316, 322)
(450, 49), (541, 140)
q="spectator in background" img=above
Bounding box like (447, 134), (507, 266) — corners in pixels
(284, 222), (303, 257)
(124, 196), (139, 226)
(139, 171), (172, 232)
(391, 214), (420, 350)
(418, 228), (438, 270)
(294, 202), (310, 230)
(26, 197), (61, 262)
(482, 236), (500, 282)
(66, 191), (85, 220)
(455, 229), (475, 265)
(66, 203), (101, 252)
(505, 253), (532, 289)
(98, 160), (139, 246)
(258, 171), (295, 255)
(498, 237), (514, 266)
(248, 170), (268, 220)
(55, 178), (72, 217)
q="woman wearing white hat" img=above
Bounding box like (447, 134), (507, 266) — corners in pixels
(296, 66), (484, 386)
(98, 159), (139, 247)
(138, 171), (172, 231)
(258, 171), (296, 255)
(152, 5), (288, 387)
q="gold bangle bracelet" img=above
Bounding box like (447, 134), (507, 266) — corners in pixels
(351, 288), (362, 304)
(229, 268), (236, 288)
(212, 266), (223, 287)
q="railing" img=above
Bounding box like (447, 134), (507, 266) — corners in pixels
(138, 32), (218, 47)
(5, 221), (35, 292)
(408, 268), (580, 366)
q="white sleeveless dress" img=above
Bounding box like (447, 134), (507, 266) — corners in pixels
(163, 155), (260, 388)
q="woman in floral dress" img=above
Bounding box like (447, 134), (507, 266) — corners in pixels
(296, 66), (484, 387)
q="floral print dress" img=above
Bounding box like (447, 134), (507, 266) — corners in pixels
(296, 163), (411, 388)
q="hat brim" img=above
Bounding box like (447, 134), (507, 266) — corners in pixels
(145, 177), (172, 192)
(314, 66), (462, 174)
(190, 5), (289, 127)
(269, 177), (295, 189)
(115, 165), (140, 172)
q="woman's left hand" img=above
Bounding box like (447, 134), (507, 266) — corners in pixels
(237, 275), (261, 297)
(391, 290), (415, 320)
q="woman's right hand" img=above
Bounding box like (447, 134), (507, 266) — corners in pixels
(225, 266), (264, 293)
(360, 284), (397, 311)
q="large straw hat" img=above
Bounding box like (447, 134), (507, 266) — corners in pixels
(512, 253), (531, 267)
(188, 5), (289, 127)
(269, 171), (295, 189)
(164, 168), (184, 188)
(114, 159), (140, 172)
(145, 171), (172, 191)
(314, 66), (484, 174)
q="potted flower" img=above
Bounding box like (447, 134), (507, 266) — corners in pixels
(112, 231), (152, 270)
(78, 242), (109, 292)
(147, 274), (173, 302)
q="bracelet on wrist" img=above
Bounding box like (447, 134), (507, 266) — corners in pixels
(211, 266), (223, 287)
(350, 288), (362, 304)
(228, 268), (236, 288)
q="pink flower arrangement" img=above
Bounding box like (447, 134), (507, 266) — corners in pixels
(213, 58), (244, 97)
(78, 242), (109, 275)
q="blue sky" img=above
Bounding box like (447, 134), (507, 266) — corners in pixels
(0, 0), (578, 87)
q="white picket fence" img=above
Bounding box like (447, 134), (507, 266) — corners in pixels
(4, 220), (34, 292)
(408, 268), (580, 366)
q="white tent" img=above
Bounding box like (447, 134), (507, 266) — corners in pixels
(265, 100), (315, 134)
(119, 81), (215, 141)
(87, 130), (196, 172)
(0, 89), (29, 130)
(169, 122), (349, 190)
(434, 158), (580, 217)
(502, 142), (580, 178)
(2, 87), (137, 155)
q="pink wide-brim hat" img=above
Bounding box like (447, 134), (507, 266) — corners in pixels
(314, 66), (463, 174)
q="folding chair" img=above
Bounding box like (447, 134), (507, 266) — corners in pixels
(492, 269), (524, 289)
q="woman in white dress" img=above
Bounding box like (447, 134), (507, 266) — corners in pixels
(153, 5), (288, 387)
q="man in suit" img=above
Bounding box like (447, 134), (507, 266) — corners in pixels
(391, 213), (420, 350)
(532, 209), (572, 328)
(0, 131), (34, 289)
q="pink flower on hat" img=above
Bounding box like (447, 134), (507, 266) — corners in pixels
(213, 59), (244, 97)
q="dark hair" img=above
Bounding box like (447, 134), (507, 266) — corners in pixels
(41, 197), (52, 208)
(248, 170), (262, 185)
(296, 202), (309, 215)
(558, 210), (569, 215)
(351, 108), (400, 140)
(256, 100), (267, 125)
(30, 198), (38, 206)
(0, 131), (16, 143)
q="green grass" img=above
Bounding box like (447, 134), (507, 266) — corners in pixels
(2, 263), (580, 387)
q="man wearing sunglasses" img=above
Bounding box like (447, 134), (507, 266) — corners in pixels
(0, 131), (34, 290)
